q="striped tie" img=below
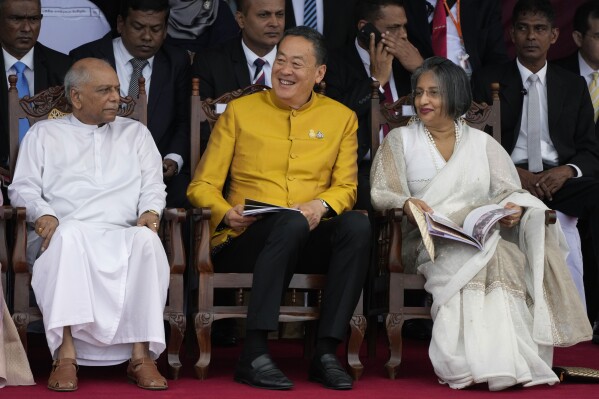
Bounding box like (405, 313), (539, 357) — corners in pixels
(303, 0), (317, 29)
(253, 58), (266, 85)
(589, 72), (599, 122)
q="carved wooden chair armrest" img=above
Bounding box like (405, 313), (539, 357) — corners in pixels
(160, 208), (187, 275)
(191, 207), (213, 274)
(374, 208), (404, 274)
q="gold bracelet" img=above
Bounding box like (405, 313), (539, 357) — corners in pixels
(143, 209), (160, 217)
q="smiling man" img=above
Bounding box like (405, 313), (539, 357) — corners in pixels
(188, 26), (370, 391)
(70, 0), (191, 208)
(8, 58), (169, 392)
(0, 0), (70, 175)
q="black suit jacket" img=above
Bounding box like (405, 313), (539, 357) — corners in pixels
(285, 0), (357, 49)
(191, 36), (251, 100)
(471, 60), (599, 177)
(326, 43), (412, 161)
(553, 51), (599, 134)
(404, 0), (507, 72)
(70, 34), (191, 165)
(1, 43), (71, 167)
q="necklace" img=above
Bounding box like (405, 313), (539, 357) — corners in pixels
(423, 121), (461, 171)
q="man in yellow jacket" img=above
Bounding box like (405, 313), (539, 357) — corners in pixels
(187, 26), (370, 391)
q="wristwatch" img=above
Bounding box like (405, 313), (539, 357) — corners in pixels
(317, 198), (330, 212)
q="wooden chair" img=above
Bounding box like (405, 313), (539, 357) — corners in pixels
(370, 81), (556, 379)
(189, 78), (366, 380)
(3, 75), (187, 379)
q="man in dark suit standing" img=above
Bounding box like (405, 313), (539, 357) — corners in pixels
(0, 0), (71, 174)
(403, 0), (507, 76)
(284, 0), (357, 49)
(70, 0), (191, 208)
(472, 0), (599, 324)
(326, 0), (423, 210)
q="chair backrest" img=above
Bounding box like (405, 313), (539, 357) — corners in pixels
(3, 75), (148, 182)
(370, 81), (501, 157)
(190, 78), (269, 172)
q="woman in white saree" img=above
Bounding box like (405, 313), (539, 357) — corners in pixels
(370, 57), (591, 391)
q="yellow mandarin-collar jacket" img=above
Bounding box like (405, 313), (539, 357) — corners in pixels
(187, 89), (359, 248)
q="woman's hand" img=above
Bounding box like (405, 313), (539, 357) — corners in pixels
(499, 202), (522, 228)
(403, 198), (433, 225)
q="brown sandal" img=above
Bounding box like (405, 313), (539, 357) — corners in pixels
(127, 357), (168, 390)
(48, 358), (78, 391)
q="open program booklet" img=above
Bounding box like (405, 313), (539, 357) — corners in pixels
(408, 202), (517, 260)
(242, 199), (301, 216)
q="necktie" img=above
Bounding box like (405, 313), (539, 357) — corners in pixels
(381, 81), (394, 137)
(526, 74), (543, 173)
(253, 58), (266, 85)
(589, 71), (599, 122)
(128, 58), (148, 98)
(13, 61), (30, 142)
(431, 0), (447, 58)
(303, 0), (317, 29)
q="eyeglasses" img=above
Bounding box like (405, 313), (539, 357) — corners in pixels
(5, 14), (43, 25)
(413, 88), (441, 98)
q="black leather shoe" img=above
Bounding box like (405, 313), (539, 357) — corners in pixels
(309, 354), (353, 390)
(234, 354), (293, 390)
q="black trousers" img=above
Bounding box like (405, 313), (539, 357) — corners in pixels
(545, 177), (599, 319)
(213, 211), (370, 341)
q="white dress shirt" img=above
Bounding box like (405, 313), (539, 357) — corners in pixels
(241, 40), (277, 87)
(512, 59), (581, 176)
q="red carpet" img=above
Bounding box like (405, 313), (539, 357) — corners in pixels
(4, 329), (599, 399)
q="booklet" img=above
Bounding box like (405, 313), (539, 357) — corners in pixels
(242, 199), (301, 216)
(408, 202), (517, 260)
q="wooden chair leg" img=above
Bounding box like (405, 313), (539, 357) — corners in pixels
(385, 313), (404, 379)
(165, 311), (185, 380)
(194, 312), (213, 380)
(347, 314), (366, 380)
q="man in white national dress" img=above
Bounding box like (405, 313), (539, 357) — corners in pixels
(8, 57), (169, 392)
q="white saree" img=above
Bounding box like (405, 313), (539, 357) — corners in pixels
(371, 121), (591, 390)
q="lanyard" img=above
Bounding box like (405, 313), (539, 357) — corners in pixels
(443, 0), (463, 44)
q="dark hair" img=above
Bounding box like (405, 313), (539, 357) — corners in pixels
(119, 0), (169, 21)
(512, 0), (555, 26)
(280, 26), (327, 65)
(574, 0), (599, 35)
(234, 0), (246, 13)
(411, 57), (472, 120)
(354, 0), (404, 26)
